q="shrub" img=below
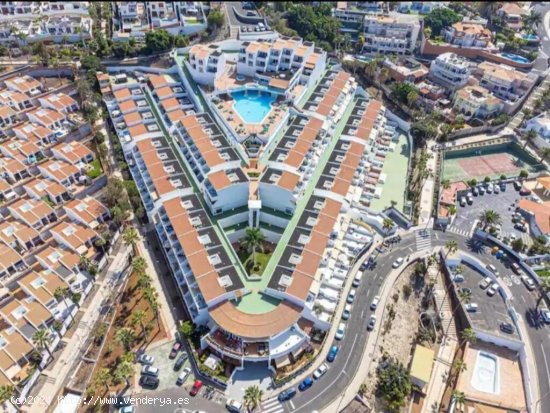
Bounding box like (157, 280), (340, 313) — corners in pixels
(484, 176), (491, 183)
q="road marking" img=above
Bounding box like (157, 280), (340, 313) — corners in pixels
(434, 232), (439, 239)
(289, 400), (295, 410)
(408, 247), (413, 252)
(521, 295), (527, 305)
(361, 309), (365, 318)
(541, 343), (550, 385)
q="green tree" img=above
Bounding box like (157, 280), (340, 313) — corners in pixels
(285, 4), (341, 49)
(32, 329), (53, 360)
(441, 179), (451, 189)
(207, 8), (225, 32)
(115, 327), (136, 351)
(132, 256), (148, 274)
(523, 10), (542, 33)
(179, 320), (194, 338)
(145, 29), (173, 54)
(240, 227), (266, 267)
(375, 359), (412, 412)
(359, 382), (368, 397)
(424, 8), (462, 36)
(445, 240), (458, 257)
(123, 227), (139, 252)
(479, 209), (501, 229)
(453, 359), (467, 384)
(452, 390), (466, 410)
(112, 42), (131, 59)
(130, 310), (147, 338)
(93, 367), (111, 393)
(0, 385), (15, 405)
(460, 327), (477, 346)
(511, 238), (525, 252)
(539, 147), (550, 164)
(523, 129), (538, 149)
(54, 286), (75, 325)
(114, 359), (134, 387)
(382, 218), (394, 233)
(536, 277), (550, 309)
(243, 385), (264, 412)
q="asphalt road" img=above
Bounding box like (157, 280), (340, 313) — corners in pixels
(534, 2), (550, 72)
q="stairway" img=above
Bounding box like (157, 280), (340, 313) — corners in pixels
(433, 288), (458, 339)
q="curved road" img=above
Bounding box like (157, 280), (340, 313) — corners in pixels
(137, 230), (550, 413)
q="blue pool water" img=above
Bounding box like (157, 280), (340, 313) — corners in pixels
(522, 33), (539, 41)
(500, 53), (531, 64)
(232, 90), (275, 124)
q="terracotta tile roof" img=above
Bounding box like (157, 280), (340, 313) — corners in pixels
(52, 141), (93, 165)
(518, 199), (550, 234)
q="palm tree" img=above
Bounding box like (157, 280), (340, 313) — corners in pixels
(54, 286), (75, 326)
(459, 327), (477, 347)
(536, 277), (550, 309)
(539, 147), (550, 164)
(453, 359), (467, 384)
(0, 384), (15, 405)
(441, 179), (451, 189)
(478, 209), (501, 229)
(445, 240), (458, 258)
(32, 329), (53, 361)
(358, 382), (368, 397)
(523, 10), (542, 32)
(452, 390), (466, 410)
(137, 272), (152, 290)
(122, 227), (139, 253)
(132, 256), (148, 274)
(240, 227), (265, 267)
(243, 385), (264, 412)
(79, 254), (91, 271)
(130, 310), (147, 338)
(94, 236), (106, 254)
(114, 360), (134, 388)
(448, 205), (457, 216)
(523, 129), (538, 149)
(115, 327), (135, 351)
(382, 218), (394, 234)
(94, 367), (111, 393)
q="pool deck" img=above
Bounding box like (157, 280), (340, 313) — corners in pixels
(370, 132), (410, 212)
(456, 341), (526, 412)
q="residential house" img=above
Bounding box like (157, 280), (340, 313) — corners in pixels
(363, 13), (420, 54)
(7, 197), (57, 230)
(64, 197), (110, 230)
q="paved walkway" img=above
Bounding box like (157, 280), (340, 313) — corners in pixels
(24, 245), (132, 412)
(422, 336), (458, 413)
(418, 142), (437, 226)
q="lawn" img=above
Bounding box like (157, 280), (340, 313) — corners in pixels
(236, 245), (274, 276)
(87, 159), (103, 180)
(535, 268), (550, 278)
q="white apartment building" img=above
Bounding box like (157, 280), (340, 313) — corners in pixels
(453, 85), (503, 119)
(443, 22), (493, 48)
(0, 2), (92, 44)
(187, 43), (226, 86)
(429, 52), (471, 88)
(363, 13), (420, 55)
(112, 1), (206, 41)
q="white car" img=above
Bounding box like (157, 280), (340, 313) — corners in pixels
(367, 315), (377, 330)
(342, 303), (352, 320)
(347, 289), (356, 304)
(466, 303), (478, 312)
(226, 399), (243, 413)
(392, 257), (404, 268)
(138, 354), (154, 365)
(541, 309), (550, 324)
(487, 283), (499, 297)
(486, 183), (493, 193)
(119, 407), (135, 413)
(141, 365), (159, 377)
(352, 273), (362, 287)
(521, 275), (536, 291)
(335, 323), (346, 340)
(313, 363), (329, 380)
(370, 295), (380, 310)
(176, 367), (191, 385)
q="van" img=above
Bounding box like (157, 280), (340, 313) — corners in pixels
(460, 197), (466, 207)
(370, 295), (380, 310)
(352, 273), (362, 287)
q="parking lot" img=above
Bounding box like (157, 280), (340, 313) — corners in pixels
(453, 263), (519, 339)
(448, 182), (532, 244)
(137, 341), (193, 392)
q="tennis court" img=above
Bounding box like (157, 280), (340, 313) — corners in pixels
(443, 143), (541, 183)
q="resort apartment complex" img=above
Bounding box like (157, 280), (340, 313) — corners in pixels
(429, 52), (472, 89)
(111, 1), (207, 41)
(0, 1), (92, 44)
(362, 12), (420, 55)
(98, 36), (402, 369)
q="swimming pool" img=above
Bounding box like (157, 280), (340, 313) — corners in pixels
(500, 53), (531, 64)
(472, 351), (500, 394)
(231, 90), (275, 124)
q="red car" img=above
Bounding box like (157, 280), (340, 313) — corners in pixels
(189, 380), (203, 396)
(169, 342), (181, 359)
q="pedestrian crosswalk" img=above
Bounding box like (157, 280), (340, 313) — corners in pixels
(260, 396), (285, 413)
(447, 226), (470, 237)
(415, 229), (431, 252)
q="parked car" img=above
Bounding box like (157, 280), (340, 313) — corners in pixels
(541, 309), (550, 324)
(500, 182), (506, 191)
(367, 315), (377, 331)
(521, 275), (536, 291)
(500, 322), (514, 334)
(137, 353), (154, 365)
(313, 363), (329, 380)
(352, 273), (362, 287)
(520, 187), (532, 196)
(472, 186), (479, 196)
(479, 276), (492, 289)
(486, 264), (499, 276)
(226, 399), (243, 413)
(487, 283), (499, 297)
(174, 352), (188, 371)
(467, 194), (473, 205)
(392, 257), (404, 268)
(494, 185), (500, 194)
(176, 367), (191, 385)
(327, 345), (339, 362)
(347, 289), (356, 304)
(139, 375), (159, 389)
(335, 323), (346, 340)
(370, 295), (380, 310)
(119, 406), (135, 413)
(278, 388), (297, 402)
(478, 185), (485, 195)
(466, 303), (479, 312)
(486, 183), (493, 193)
(342, 303), (352, 320)
(141, 365), (159, 377)
(169, 342), (181, 359)
(511, 262), (521, 273)
(514, 181), (522, 191)
(453, 274), (465, 283)
(189, 380), (203, 396)
(460, 196), (466, 207)
(298, 377), (313, 391)
(459, 287), (472, 295)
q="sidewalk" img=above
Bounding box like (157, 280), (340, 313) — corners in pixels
(24, 245), (131, 413)
(322, 249), (438, 413)
(418, 143), (437, 226)
(422, 336), (458, 413)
